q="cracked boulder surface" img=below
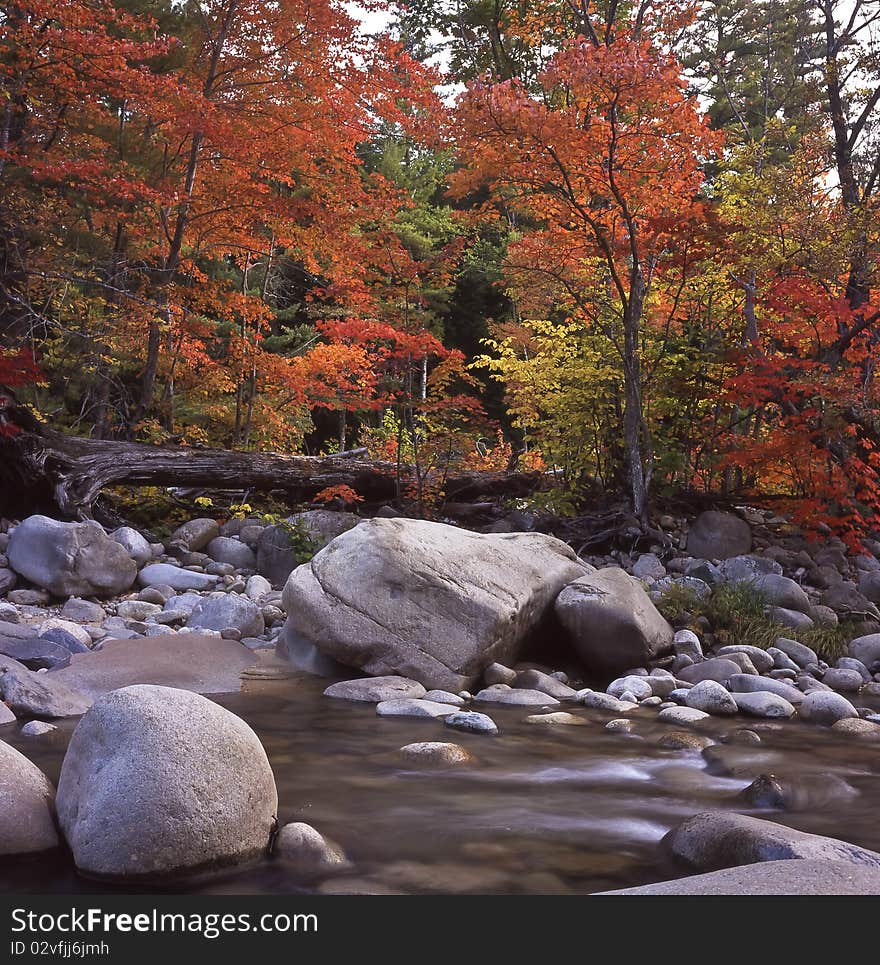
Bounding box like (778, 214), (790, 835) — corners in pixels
(280, 518), (590, 691)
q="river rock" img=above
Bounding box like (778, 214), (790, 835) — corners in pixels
(514, 668), (576, 699)
(555, 567), (673, 677)
(599, 858), (880, 895)
(0, 664), (92, 718)
(822, 668), (863, 693)
(716, 645), (774, 674)
(20, 720), (56, 736)
(474, 684), (560, 706)
(60, 598), (107, 623)
(832, 717), (880, 738)
(206, 537), (256, 570)
(579, 691), (639, 713)
(835, 656), (871, 681)
(56, 684), (277, 878)
(245, 574), (272, 602)
(0, 637), (71, 670)
(768, 606), (814, 630)
(8, 516), (137, 598)
(170, 518), (219, 552)
(677, 658), (740, 685)
(799, 690), (858, 725)
(663, 811), (880, 871)
(657, 731), (715, 750)
(274, 822), (349, 875)
(526, 711), (587, 726)
(848, 633), (880, 669)
(116, 600), (162, 622)
(398, 742), (473, 766)
(731, 691), (796, 718)
(0, 703), (15, 724)
(49, 633), (255, 697)
(0, 739), (59, 854)
(187, 592), (264, 638)
(607, 675), (654, 700)
(773, 637), (818, 669)
(673, 629), (703, 662)
(684, 680), (738, 716)
(727, 674), (804, 704)
(324, 676), (426, 703)
(686, 511), (752, 560)
(0, 568), (17, 594)
(110, 527), (153, 566)
(423, 690), (465, 707)
(282, 518), (587, 691)
(138, 563), (218, 592)
(718, 555), (782, 584)
(376, 698), (457, 718)
(632, 554), (666, 581)
(658, 706), (710, 725)
(444, 711), (498, 735)
(755, 575), (811, 613)
(484, 662), (517, 686)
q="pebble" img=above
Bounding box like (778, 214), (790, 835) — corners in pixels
(444, 712), (498, 735)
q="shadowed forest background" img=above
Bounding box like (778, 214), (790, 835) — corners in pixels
(1, 0), (878, 545)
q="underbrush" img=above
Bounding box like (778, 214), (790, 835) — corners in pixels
(657, 581), (853, 663)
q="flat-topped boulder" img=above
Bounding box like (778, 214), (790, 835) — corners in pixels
(281, 518), (588, 691)
(49, 633), (256, 698)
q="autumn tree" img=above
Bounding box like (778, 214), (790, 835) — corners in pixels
(453, 33), (720, 521)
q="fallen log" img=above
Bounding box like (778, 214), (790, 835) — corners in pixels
(0, 390), (542, 520)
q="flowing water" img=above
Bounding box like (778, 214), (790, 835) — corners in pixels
(3, 676), (880, 895)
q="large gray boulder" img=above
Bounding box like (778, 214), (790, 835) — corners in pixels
(0, 739), (59, 854)
(50, 634), (256, 698)
(257, 511), (360, 587)
(187, 592), (264, 637)
(663, 811), (880, 872)
(56, 685), (278, 879)
(281, 518), (588, 691)
(555, 567), (673, 678)
(686, 511), (752, 560)
(848, 633), (880, 669)
(8, 516), (137, 598)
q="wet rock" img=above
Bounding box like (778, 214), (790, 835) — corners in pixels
(110, 527), (153, 567)
(773, 637), (818, 669)
(658, 706), (710, 725)
(398, 742), (473, 766)
(663, 810), (880, 871)
(822, 668), (864, 693)
(799, 690), (858, 726)
(686, 511), (752, 560)
(8, 516), (137, 598)
(170, 518), (219, 552)
(138, 563), (218, 592)
(557, 567), (673, 677)
(57, 685), (277, 879)
(835, 657), (871, 681)
(187, 592), (264, 638)
(739, 773), (786, 809)
(832, 717), (880, 738)
(324, 676), (426, 703)
(275, 822), (349, 875)
(727, 674), (803, 704)
(657, 731), (715, 750)
(604, 718), (635, 733)
(0, 739), (59, 854)
(724, 728), (762, 744)
(0, 664), (92, 718)
(678, 658), (740, 685)
(731, 691), (796, 719)
(20, 720), (57, 736)
(525, 712), (587, 726)
(283, 518), (587, 691)
(376, 698), (457, 718)
(684, 679), (738, 716)
(474, 684), (559, 707)
(444, 711), (498, 735)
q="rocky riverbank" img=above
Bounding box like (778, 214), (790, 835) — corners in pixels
(1, 503), (880, 892)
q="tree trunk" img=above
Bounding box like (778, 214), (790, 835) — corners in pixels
(0, 396), (542, 521)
